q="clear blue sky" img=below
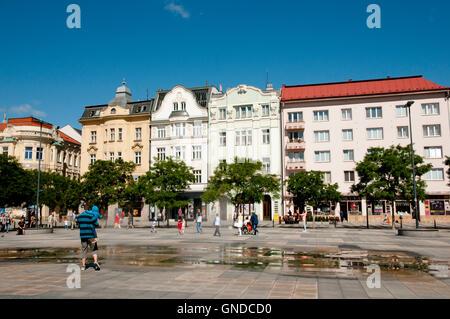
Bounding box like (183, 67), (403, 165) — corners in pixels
(1, 0), (449, 129)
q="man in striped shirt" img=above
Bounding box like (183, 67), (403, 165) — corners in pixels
(77, 206), (101, 271)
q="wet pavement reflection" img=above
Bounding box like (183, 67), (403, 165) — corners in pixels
(0, 245), (448, 279)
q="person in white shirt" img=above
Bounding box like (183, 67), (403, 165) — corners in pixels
(196, 209), (202, 233)
(213, 214), (221, 237)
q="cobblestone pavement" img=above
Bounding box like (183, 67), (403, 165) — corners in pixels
(0, 225), (449, 299)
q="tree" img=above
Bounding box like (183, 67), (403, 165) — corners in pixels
(445, 156), (450, 187)
(352, 145), (432, 229)
(286, 171), (342, 220)
(202, 158), (281, 219)
(80, 159), (136, 220)
(0, 154), (34, 208)
(140, 157), (195, 227)
(118, 178), (144, 216)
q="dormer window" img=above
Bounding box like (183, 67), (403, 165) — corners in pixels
(136, 106), (142, 113)
(111, 108), (116, 114)
(181, 102), (186, 110)
(173, 102), (179, 111)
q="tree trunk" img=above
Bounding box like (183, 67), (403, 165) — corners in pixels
(391, 200), (396, 230)
(166, 207), (169, 228)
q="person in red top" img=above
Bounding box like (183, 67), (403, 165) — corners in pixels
(300, 210), (308, 232)
(114, 214), (120, 229)
(177, 218), (183, 236)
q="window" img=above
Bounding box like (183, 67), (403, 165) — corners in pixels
(313, 110), (329, 121)
(342, 109), (352, 120)
(68, 154), (72, 166)
(175, 146), (185, 160)
(342, 129), (353, 141)
(193, 122), (202, 136)
(91, 131), (97, 143)
(288, 112), (303, 122)
(74, 156), (78, 167)
(343, 150), (354, 161)
(157, 126), (166, 138)
(235, 106), (252, 119)
(423, 125), (441, 137)
(288, 131), (304, 142)
(396, 105), (407, 117)
(157, 148), (166, 161)
(90, 154), (96, 165)
(181, 102), (186, 110)
(192, 146), (202, 160)
(57, 151), (61, 163)
(425, 169), (444, 181)
(219, 108), (226, 120)
(117, 152), (122, 160)
(397, 126), (409, 138)
(366, 107), (382, 119)
(36, 147), (43, 160)
(193, 170), (202, 183)
(135, 128), (142, 140)
(135, 152), (141, 165)
(104, 152), (107, 160)
(262, 158), (270, 173)
(315, 151), (330, 162)
(236, 130), (252, 146)
(173, 102), (178, 111)
(110, 152), (114, 162)
(25, 147), (33, 160)
(261, 105), (270, 117)
(110, 128), (115, 141)
(314, 130), (330, 142)
(367, 128), (383, 140)
(219, 132), (226, 146)
(262, 129), (270, 144)
(422, 103), (439, 115)
(173, 123), (186, 137)
(118, 128), (123, 141)
(424, 147), (442, 159)
(289, 152), (304, 162)
(111, 108), (116, 114)
(323, 172), (331, 184)
(344, 171), (355, 182)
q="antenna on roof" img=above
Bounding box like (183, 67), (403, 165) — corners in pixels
(3, 112), (6, 123)
(206, 80), (209, 87)
(146, 88), (149, 101)
(266, 70), (268, 88)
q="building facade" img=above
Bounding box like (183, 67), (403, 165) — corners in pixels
(0, 116), (81, 219)
(208, 84), (282, 222)
(150, 85), (217, 221)
(281, 75), (450, 220)
(79, 81), (153, 224)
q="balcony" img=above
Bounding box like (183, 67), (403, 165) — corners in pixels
(285, 121), (305, 131)
(286, 161), (305, 171)
(286, 139), (305, 150)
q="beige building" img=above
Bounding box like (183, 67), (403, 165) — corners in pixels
(281, 75), (450, 221)
(0, 116), (81, 219)
(79, 81), (153, 224)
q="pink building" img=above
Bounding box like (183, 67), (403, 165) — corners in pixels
(281, 75), (450, 220)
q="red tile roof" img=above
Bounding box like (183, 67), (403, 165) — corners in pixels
(7, 117), (53, 129)
(58, 130), (81, 146)
(281, 76), (450, 102)
(0, 123), (7, 132)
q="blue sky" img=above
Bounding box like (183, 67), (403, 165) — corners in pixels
(0, 0), (449, 129)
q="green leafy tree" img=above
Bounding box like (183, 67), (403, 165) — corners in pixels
(80, 159), (136, 220)
(0, 155), (34, 208)
(352, 145), (432, 229)
(140, 157), (195, 227)
(286, 171), (341, 219)
(118, 178), (144, 215)
(202, 158), (281, 219)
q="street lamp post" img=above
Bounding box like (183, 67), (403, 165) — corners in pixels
(405, 101), (420, 229)
(36, 119), (43, 229)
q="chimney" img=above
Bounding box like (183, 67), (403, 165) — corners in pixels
(266, 82), (274, 91)
(219, 83), (223, 92)
(2, 113), (6, 123)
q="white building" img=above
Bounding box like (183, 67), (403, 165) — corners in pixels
(208, 84), (282, 222)
(150, 85), (218, 221)
(281, 75), (450, 221)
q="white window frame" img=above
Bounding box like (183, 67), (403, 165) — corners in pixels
(423, 125), (441, 137)
(288, 112), (303, 122)
(157, 126), (166, 138)
(110, 128), (115, 141)
(219, 108), (226, 120)
(366, 107), (383, 119)
(219, 131), (226, 146)
(192, 146), (202, 160)
(344, 171), (355, 182)
(341, 109), (352, 121)
(262, 129), (270, 144)
(422, 103), (439, 115)
(157, 148), (166, 161)
(397, 126), (409, 139)
(135, 152), (141, 165)
(424, 147), (442, 159)
(315, 151), (330, 162)
(135, 127), (142, 140)
(342, 129), (353, 141)
(367, 128), (383, 140)
(314, 130), (330, 142)
(261, 105), (270, 117)
(91, 131), (97, 143)
(313, 110), (329, 121)
(425, 168), (444, 181)
(396, 105), (407, 117)
(343, 150), (354, 161)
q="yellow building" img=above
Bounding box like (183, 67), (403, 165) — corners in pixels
(78, 81), (153, 225)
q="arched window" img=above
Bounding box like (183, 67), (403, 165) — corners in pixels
(111, 108), (116, 114)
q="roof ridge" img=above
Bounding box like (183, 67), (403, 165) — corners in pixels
(283, 75), (424, 88)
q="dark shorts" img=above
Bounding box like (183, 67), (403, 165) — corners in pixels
(81, 238), (98, 259)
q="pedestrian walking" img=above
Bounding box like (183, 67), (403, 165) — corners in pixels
(151, 216), (157, 233)
(5, 214), (11, 233)
(71, 212), (77, 230)
(64, 217), (69, 230)
(181, 216), (185, 235)
(213, 214), (221, 237)
(47, 213), (53, 229)
(250, 211), (259, 235)
(77, 209), (101, 271)
(340, 211), (344, 223)
(17, 217), (26, 235)
(235, 215), (243, 236)
(300, 210), (307, 232)
(196, 209), (202, 233)
(114, 214), (120, 229)
(127, 212), (134, 229)
(177, 217), (183, 235)
(0, 214), (5, 232)
(120, 211), (125, 227)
